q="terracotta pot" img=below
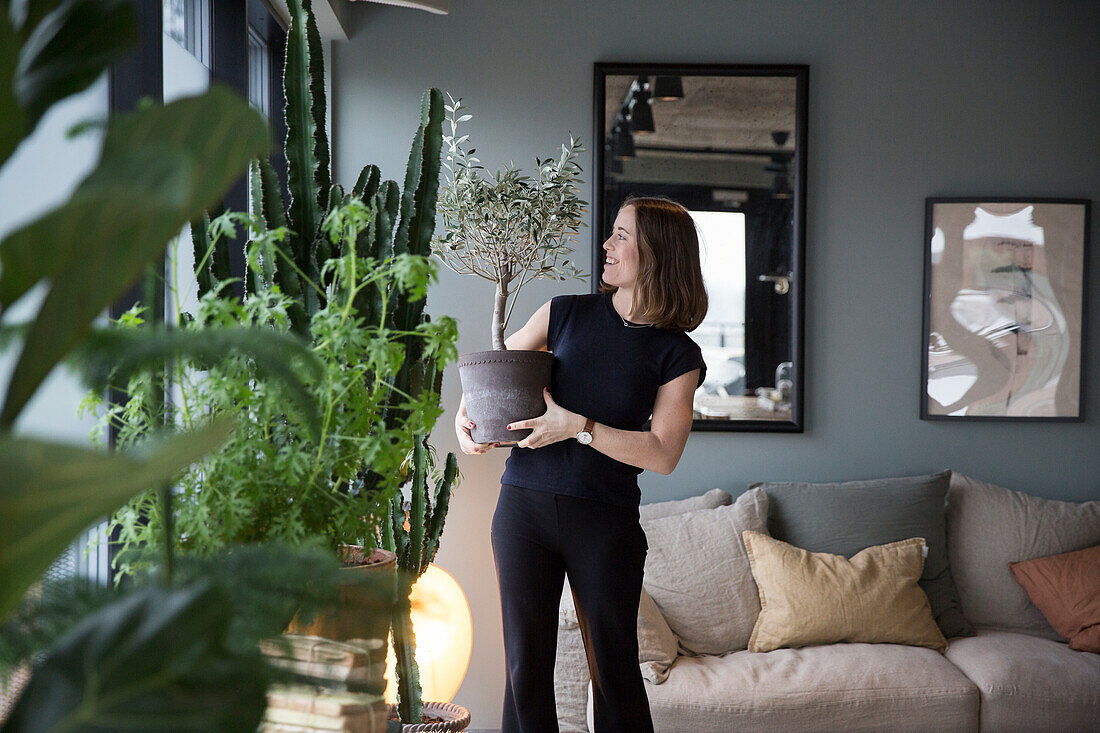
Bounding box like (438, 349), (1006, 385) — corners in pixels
(387, 701), (471, 732)
(286, 545), (397, 648)
(457, 349), (554, 443)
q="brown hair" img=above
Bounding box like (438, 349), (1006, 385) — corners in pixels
(598, 195), (709, 331)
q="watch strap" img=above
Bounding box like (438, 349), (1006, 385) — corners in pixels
(582, 417), (594, 435)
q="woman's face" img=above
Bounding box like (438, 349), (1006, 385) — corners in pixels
(602, 205), (640, 288)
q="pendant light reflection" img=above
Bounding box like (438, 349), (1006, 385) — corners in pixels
(384, 563), (473, 705)
(628, 77), (655, 134)
(651, 75), (684, 100)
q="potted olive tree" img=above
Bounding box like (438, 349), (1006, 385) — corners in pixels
(431, 95), (588, 443)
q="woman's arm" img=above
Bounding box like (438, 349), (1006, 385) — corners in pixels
(507, 368), (700, 475)
(503, 299), (551, 351)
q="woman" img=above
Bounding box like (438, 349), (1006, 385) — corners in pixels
(455, 195), (708, 732)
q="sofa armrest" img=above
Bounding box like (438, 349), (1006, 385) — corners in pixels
(556, 579), (591, 733)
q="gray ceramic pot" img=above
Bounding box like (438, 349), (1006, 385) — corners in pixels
(457, 349), (554, 444)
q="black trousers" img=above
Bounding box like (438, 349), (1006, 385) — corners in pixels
(490, 482), (654, 733)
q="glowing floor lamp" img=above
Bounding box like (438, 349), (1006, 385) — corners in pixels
(384, 563), (473, 705)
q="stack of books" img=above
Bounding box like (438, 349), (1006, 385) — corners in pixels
(259, 635), (390, 733)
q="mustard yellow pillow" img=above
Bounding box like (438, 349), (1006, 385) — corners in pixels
(742, 531), (949, 653)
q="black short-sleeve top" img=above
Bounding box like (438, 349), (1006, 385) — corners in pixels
(500, 292), (706, 508)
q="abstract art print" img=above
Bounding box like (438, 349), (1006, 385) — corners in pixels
(922, 198), (1090, 421)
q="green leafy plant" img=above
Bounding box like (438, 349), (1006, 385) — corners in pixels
(94, 202), (459, 573)
(431, 94), (589, 350)
(181, 1), (465, 722)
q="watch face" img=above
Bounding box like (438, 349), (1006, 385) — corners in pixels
(577, 431), (592, 445)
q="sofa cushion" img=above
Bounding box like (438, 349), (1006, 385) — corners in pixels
(587, 640), (979, 733)
(946, 472), (1100, 639)
(743, 532), (948, 653)
(750, 470), (972, 639)
(945, 627), (1100, 733)
(639, 487), (732, 522)
(641, 487), (768, 656)
(1009, 543), (1100, 653)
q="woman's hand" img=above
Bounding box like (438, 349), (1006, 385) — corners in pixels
(507, 388), (584, 450)
(456, 399), (499, 455)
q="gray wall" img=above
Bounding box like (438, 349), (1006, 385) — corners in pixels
(332, 0), (1099, 725)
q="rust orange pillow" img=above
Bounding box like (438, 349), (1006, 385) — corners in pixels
(1008, 543), (1100, 653)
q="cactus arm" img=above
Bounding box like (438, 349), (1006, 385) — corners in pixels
(283, 0), (322, 309)
(379, 490), (397, 554)
(409, 437), (427, 574)
(391, 575), (423, 724)
(304, 0), (330, 201)
(191, 211), (216, 300)
(257, 156), (288, 231)
(393, 88), (444, 258)
(248, 160), (268, 233)
(209, 208), (233, 285)
(353, 164), (381, 200)
(423, 451), (457, 568)
(246, 161), (268, 296)
(315, 183), (343, 266)
(373, 181), (400, 263)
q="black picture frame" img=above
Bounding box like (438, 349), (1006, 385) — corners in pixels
(920, 197), (1091, 422)
(593, 62), (809, 433)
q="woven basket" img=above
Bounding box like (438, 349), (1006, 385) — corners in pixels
(387, 701), (471, 732)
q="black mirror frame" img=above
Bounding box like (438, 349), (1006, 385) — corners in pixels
(593, 62), (809, 433)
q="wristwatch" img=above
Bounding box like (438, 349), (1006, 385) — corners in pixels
(576, 417), (595, 445)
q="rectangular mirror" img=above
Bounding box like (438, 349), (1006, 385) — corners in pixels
(594, 63), (808, 432)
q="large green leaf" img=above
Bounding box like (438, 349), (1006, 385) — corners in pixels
(9, 0), (64, 44)
(0, 7), (24, 172)
(0, 419), (233, 619)
(1, 581), (269, 732)
(4, 0), (135, 168)
(0, 85), (269, 426)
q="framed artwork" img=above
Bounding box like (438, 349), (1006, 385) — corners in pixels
(921, 197), (1090, 421)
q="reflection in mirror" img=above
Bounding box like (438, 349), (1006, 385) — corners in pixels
(595, 64), (807, 431)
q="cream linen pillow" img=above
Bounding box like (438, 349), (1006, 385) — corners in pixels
(743, 531), (949, 654)
(641, 487), (769, 655)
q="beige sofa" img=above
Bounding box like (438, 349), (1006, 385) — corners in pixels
(554, 474), (1100, 732)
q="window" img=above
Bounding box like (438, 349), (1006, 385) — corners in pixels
(163, 0), (210, 67)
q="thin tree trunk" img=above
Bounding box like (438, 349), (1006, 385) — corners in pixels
(492, 278), (509, 350)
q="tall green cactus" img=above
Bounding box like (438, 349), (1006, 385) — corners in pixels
(190, 0), (461, 721)
(383, 432), (459, 725)
(195, 0), (445, 342)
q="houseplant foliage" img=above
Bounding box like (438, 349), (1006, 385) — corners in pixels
(0, 0), (343, 728)
(431, 94), (588, 350)
(430, 95), (588, 443)
(103, 0), (465, 725)
(97, 202), (458, 571)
